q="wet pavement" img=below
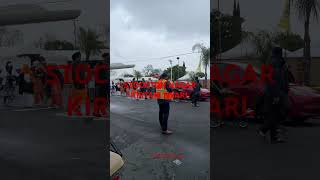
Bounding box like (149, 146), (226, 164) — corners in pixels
(0, 104), (107, 180)
(212, 118), (320, 180)
(110, 95), (210, 180)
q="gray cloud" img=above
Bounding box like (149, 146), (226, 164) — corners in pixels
(111, 0), (209, 39)
(111, 0), (210, 72)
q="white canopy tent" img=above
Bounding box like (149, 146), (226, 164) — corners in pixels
(177, 73), (208, 81)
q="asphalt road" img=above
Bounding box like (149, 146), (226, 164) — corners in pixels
(110, 95), (210, 180)
(212, 118), (320, 180)
(0, 104), (108, 180)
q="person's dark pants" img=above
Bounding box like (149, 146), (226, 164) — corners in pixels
(95, 86), (108, 116)
(260, 99), (283, 140)
(192, 92), (199, 106)
(159, 102), (170, 131)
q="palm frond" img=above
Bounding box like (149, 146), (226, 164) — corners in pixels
(295, 0), (320, 21)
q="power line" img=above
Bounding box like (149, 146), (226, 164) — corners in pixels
(112, 52), (201, 63)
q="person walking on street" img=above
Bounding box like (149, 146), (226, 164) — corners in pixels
(49, 66), (64, 108)
(258, 47), (289, 144)
(71, 52), (87, 114)
(31, 60), (46, 106)
(156, 73), (174, 135)
(93, 53), (108, 117)
(3, 61), (17, 104)
(192, 77), (202, 107)
(140, 78), (147, 99)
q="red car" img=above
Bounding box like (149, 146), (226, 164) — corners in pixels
(175, 81), (210, 101)
(213, 61), (320, 121)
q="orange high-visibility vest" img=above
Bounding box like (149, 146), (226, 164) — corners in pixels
(156, 79), (173, 100)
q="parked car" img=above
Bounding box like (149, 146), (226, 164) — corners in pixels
(212, 61), (320, 121)
(176, 86), (210, 101)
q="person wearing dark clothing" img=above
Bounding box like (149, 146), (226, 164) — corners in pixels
(192, 77), (202, 107)
(71, 52), (87, 114)
(72, 52), (86, 90)
(3, 61), (16, 104)
(140, 78), (147, 99)
(156, 73), (174, 135)
(94, 53), (108, 117)
(258, 47), (289, 143)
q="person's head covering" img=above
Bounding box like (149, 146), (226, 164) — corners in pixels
(72, 52), (81, 61)
(102, 53), (109, 59)
(5, 61), (13, 74)
(271, 46), (286, 67)
(160, 73), (168, 79)
(272, 47), (283, 58)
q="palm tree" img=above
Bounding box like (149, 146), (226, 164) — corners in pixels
(293, 0), (320, 85)
(192, 43), (210, 81)
(78, 27), (105, 60)
(249, 30), (275, 63)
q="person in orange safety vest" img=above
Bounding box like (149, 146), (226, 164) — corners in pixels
(156, 73), (174, 135)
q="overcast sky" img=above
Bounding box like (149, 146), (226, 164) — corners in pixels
(110, 0), (210, 75)
(212, 0), (320, 49)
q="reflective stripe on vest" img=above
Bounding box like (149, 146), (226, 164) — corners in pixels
(156, 79), (174, 100)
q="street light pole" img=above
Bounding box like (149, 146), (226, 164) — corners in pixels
(73, 19), (78, 50)
(169, 59), (173, 81)
(177, 57), (180, 79)
(217, 0), (222, 61)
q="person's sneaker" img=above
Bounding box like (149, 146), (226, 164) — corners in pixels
(239, 120), (248, 128)
(162, 130), (173, 135)
(257, 129), (267, 137)
(211, 121), (222, 128)
(271, 137), (286, 144)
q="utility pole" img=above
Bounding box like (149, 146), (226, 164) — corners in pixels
(169, 59), (173, 81)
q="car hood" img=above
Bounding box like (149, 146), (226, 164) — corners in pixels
(290, 84), (320, 97)
(200, 88), (210, 93)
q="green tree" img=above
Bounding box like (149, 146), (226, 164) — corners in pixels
(152, 68), (162, 75)
(163, 65), (186, 81)
(133, 70), (142, 80)
(249, 30), (275, 63)
(293, 0), (320, 85)
(143, 64), (154, 76)
(192, 43), (210, 80)
(196, 72), (205, 78)
(248, 30), (304, 63)
(78, 27), (105, 60)
(211, 8), (244, 58)
(273, 32), (304, 52)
